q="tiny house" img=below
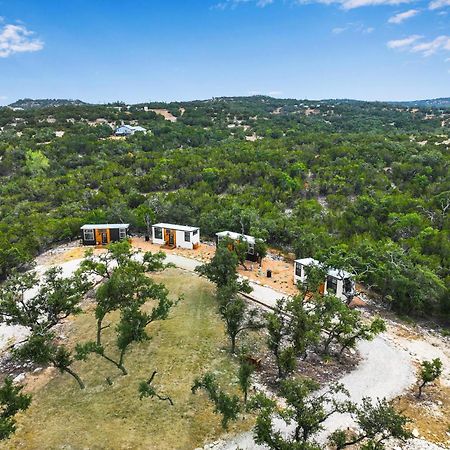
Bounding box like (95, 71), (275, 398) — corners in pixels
(151, 223), (200, 250)
(294, 258), (355, 301)
(81, 224), (130, 246)
(215, 231), (258, 262)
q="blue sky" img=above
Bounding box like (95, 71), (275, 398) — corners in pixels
(0, 0), (448, 104)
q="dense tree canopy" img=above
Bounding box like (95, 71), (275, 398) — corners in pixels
(0, 97), (449, 319)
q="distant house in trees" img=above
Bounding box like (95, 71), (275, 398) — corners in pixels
(114, 125), (147, 136)
(81, 224), (130, 246)
(152, 223), (200, 250)
(215, 231), (260, 262)
(294, 258), (355, 301)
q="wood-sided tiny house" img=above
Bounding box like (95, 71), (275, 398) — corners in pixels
(293, 258), (355, 301)
(151, 223), (200, 250)
(215, 231), (259, 262)
(80, 224), (130, 246)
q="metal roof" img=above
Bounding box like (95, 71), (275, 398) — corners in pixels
(295, 257), (320, 266)
(294, 258), (352, 279)
(152, 223), (199, 232)
(80, 224), (129, 230)
(216, 230), (256, 244)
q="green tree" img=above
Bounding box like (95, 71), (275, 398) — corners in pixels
(138, 370), (174, 405)
(329, 398), (412, 449)
(191, 373), (241, 429)
(217, 281), (263, 353)
(0, 268), (89, 388)
(265, 299), (294, 379)
(417, 358), (443, 398)
(196, 246), (240, 289)
(25, 149), (49, 177)
(0, 377), (32, 440)
(250, 378), (352, 449)
(238, 355), (255, 404)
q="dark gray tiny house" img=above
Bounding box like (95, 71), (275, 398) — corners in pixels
(80, 224), (130, 246)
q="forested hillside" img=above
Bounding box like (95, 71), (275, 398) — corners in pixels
(0, 96), (449, 318)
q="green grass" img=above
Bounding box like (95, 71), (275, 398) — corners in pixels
(5, 269), (253, 450)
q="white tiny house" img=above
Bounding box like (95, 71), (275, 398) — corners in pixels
(294, 258), (355, 301)
(151, 223), (200, 250)
(215, 231), (258, 262)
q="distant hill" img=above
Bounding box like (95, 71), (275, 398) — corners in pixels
(8, 98), (88, 109)
(388, 98), (450, 108)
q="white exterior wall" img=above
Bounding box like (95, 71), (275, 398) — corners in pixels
(294, 261), (347, 301)
(293, 261), (306, 284)
(192, 229), (200, 246)
(175, 230), (191, 249)
(152, 226), (165, 245)
(152, 225), (200, 249)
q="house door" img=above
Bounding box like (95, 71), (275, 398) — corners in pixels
(164, 229), (176, 247)
(96, 229), (109, 245)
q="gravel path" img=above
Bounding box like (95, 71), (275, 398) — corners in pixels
(207, 335), (416, 450)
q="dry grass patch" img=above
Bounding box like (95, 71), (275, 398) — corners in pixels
(393, 382), (450, 447)
(3, 269), (253, 450)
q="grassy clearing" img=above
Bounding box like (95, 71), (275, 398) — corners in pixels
(4, 269), (253, 450)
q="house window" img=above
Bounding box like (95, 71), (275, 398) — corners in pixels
(119, 228), (127, 239)
(185, 231), (191, 242)
(83, 229), (94, 241)
(193, 229), (198, 236)
(154, 227), (163, 239)
(326, 276), (338, 294)
(247, 243), (255, 255)
(295, 263), (302, 277)
(344, 278), (353, 294)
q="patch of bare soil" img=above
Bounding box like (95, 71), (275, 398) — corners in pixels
(255, 343), (361, 392)
(132, 237), (299, 296)
(149, 108), (177, 122)
(393, 382), (450, 448)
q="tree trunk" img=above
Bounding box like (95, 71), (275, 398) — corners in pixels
(63, 366), (85, 389)
(96, 318), (103, 346)
(118, 348), (128, 375)
(231, 334), (237, 354)
(418, 381), (426, 398)
(100, 353), (127, 375)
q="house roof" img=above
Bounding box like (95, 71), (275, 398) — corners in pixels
(294, 258), (352, 279)
(295, 257), (320, 266)
(115, 125), (147, 132)
(152, 223), (199, 232)
(216, 230), (256, 244)
(81, 224), (129, 230)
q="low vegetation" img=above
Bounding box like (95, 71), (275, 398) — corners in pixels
(0, 269), (253, 449)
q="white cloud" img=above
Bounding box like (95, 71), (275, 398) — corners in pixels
(332, 22), (374, 34)
(213, 0), (273, 9)
(387, 34), (450, 56)
(0, 24), (43, 58)
(429, 0), (450, 9)
(268, 90), (283, 96)
(297, 0), (412, 9)
(411, 35), (450, 56)
(388, 9), (419, 23)
(387, 34), (422, 49)
(332, 26), (348, 34)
